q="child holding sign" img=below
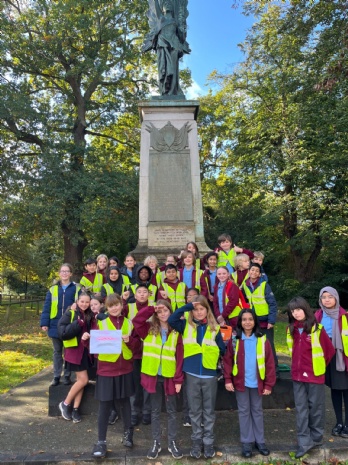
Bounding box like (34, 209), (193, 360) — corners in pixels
(91, 294), (140, 459)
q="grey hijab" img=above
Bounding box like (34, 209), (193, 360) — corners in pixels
(319, 286), (344, 371)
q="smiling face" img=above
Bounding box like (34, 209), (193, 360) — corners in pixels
(220, 239), (232, 252)
(97, 257), (107, 271)
(207, 255), (217, 269)
(107, 303), (122, 317)
(85, 262), (97, 274)
(186, 289), (199, 303)
(166, 255), (176, 265)
(192, 303), (208, 321)
(139, 268), (150, 282)
(77, 295), (91, 312)
(124, 256), (136, 269)
(165, 268), (177, 282)
(109, 269), (119, 281)
(321, 292), (336, 309)
(217, 267), (229, 283)
(156, 304), (171, 323)
(241, 312), (255, 335)
(249, 265), (261, 282)
(90, 298), (102, 314)
(59, 266), (72, 284)
(183, 253), (194, 267)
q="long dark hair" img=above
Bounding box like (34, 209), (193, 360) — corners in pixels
(287, 296), (317, 336)
(236, 308), (263, 339)
(76, 291), (94, 328)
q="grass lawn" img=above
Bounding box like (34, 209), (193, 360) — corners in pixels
(0, 302), (52, 394)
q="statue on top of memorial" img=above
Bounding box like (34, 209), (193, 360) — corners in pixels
(142, 0), (190, 97)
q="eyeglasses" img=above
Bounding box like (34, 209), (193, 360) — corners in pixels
(60, 270), (71, 274)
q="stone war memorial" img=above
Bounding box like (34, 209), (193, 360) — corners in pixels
(131, 0), (210, 260)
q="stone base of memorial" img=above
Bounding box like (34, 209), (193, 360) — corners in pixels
(131, 100), (210, 261)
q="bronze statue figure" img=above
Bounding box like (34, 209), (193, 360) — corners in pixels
(143, 0), (190, 97)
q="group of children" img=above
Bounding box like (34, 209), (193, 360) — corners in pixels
(40, 235), (348, 460)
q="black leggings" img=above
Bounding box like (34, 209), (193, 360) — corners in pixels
(98, 398), (131, 441)
(331, 389), (348, 425)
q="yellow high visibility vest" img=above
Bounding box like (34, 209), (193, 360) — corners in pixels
(142, 331), (179, 377)
(127, 303), (138, 321)
(182, 323), (220, 370)
(62, 310), (79, 348)
(287, 324), (326, 376)
(231, 271), (249, 289)
(131, 284), (157, 305)
(342, 315), (348, 357)
(103, 276), (129, 296)
(98, 317), (133, 363)
(161, 282), (186, 310)
(217, 249), (236, 268)
(80, 273), (103, 293)
(49, 284), (79, 319)
(232, 335), (266, 380)
(242, 281), (269, 317)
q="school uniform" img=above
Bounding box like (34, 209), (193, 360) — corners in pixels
(158, 279), (187, 310)
(178, 268), (208, 297)
(202, 268), (217, 307)
(223, 334), (276, 444)
(57, 308), (95, 371)
(287, 322), (335, 450)
(119, 264), (141, 285)
(95, 314), (140, 442)
(213, 280), (240, 327)
(40, 281), (78, 379)
(133, 306), (184, 446)
(80, 271), (104, 293)
(168, 303), (225, 448)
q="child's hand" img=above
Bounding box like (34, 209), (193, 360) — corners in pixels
(267, 323), (274, 329)
(175, 384), (182, 394)
(41, 326), (48, 332)
(70, 303), (77, 310)
(81, 332), (90, 341)
(263, 388), (271, 396)
(217, 315), (226, 326)
(154, 304), (166, 313)
(122, 291), (130, 300)
(122, 334), (130, 343)
(192, 301), (201, 309)
(208, 295), (214, 302)
(233, 245), (243, 253)
(159, 290), (168, 299)
(94, 292), (101, 297)
(225, 383), (234, 392)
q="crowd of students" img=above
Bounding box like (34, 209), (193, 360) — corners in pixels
(40, 234), (348, 460)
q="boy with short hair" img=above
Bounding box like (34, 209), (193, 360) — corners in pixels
(214, 233), (254, 273)
(252, 251), (268, 282)
(242, 262), (278, 376)
(80, 258), (104, 294)
(159, 265), (187, 310)
(122, 284), (152, 426)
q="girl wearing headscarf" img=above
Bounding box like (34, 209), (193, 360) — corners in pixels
(315, 287), (348, 438)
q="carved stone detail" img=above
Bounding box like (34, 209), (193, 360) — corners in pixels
(145, 121), (191, 152)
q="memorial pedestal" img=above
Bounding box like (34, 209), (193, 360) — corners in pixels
(132, 100), (210, 261)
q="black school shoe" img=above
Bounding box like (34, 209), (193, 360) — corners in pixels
(242, 443), (252, 458)
(92, 441), (107, 458)
(142, 413), (151, 425)
(332, 423), (343, 436)
(341, 425), (348, 438)
(255, 442), (270, 456)
(51, 377), (60, 386)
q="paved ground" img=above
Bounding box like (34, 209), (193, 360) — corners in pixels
(1, 365), (348, 464)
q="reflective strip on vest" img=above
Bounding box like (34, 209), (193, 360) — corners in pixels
(242, 281), (269, 317)
(103, 280), (128, 296)
(341, 315), (348, 357)
(80, 273), (103, 293)
(63, 311), (78, 348)
(142, 331), (179, 377)
(131, 284), (157, 305)
(98, 317), (133, 362)
(161, 283), (186, 310)
(49, 285), (59, 319)
(232, 335), (266, 380)
(182, 323), (220, 370)
(231, 271), (249, 289)
(195, 270), (203, 291)
(127, 303), (138, 321)
(217, 249), (236, 268)
(287, 324), (326, 376)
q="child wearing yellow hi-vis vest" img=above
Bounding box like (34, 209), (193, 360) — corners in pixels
(287, 296), (335, 459)
(91, 293), (141, 459)
(57, 291), (94, 423)
(168, 295), (225, 460)
(132, 300), (184, 460)
(223, 308), (276, 459)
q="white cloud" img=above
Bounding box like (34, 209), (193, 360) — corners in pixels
(186, 79), (206, 100)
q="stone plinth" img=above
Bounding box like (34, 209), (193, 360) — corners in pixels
(132, 100), (210, 261)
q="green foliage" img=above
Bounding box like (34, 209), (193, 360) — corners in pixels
(199, 0), (348, 304)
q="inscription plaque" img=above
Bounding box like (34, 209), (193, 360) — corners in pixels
(148, 224), (195, 248)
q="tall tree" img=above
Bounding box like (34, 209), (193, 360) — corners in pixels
(0, 0), (153, 275)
